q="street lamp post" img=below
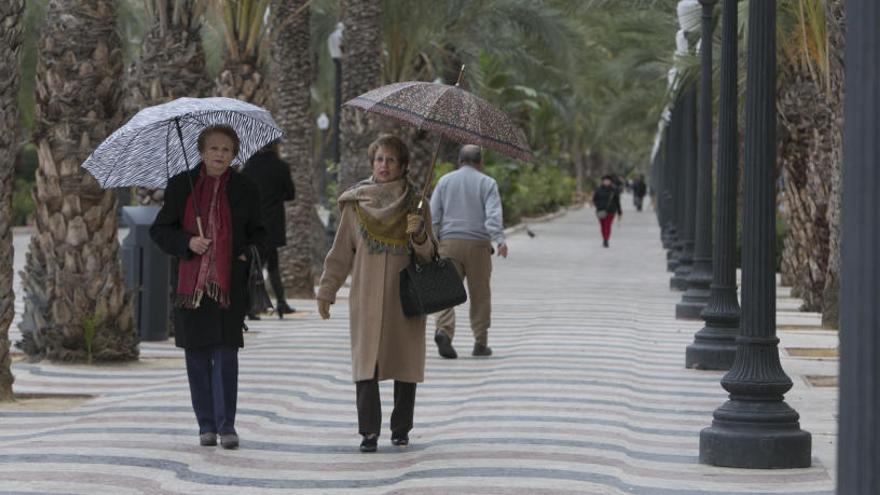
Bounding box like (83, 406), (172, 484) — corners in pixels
(676, 0), (716, 319)
(686, 0), (739, 369)
(327, 22), (343, 168)
(699, 0), (811, 468)
(316, 112), (330, 204)
(670, 86), (697, 290)
(666, 98), (684, 272)
(837, 0), (880, 491)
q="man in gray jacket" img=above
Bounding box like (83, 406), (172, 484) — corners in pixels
(430, 145), (507, 358)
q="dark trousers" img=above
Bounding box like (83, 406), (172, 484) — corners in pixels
(355, 377), (416, 437)
(185, 345), (239, 435)
(265, 247), (286, 304)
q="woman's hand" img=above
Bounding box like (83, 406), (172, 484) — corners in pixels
(317, 299), (331, 320)
(405, 213), (425, 235)
(188, 236), (212, 255)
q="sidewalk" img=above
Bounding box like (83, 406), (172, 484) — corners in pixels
(1, 196), (836, 494)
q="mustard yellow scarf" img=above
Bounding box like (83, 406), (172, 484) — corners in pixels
(338, 177), (417, 254)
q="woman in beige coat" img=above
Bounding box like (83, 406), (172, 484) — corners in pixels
(317, 134), (435, 453)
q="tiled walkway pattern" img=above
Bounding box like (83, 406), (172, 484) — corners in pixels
(1, 197), (835, 494)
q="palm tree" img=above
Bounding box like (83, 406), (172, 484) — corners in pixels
(338, 0), (381, 191)
(17, 0), (137, 363)
(213, 0), (271, 107)
(270, 0), (319, 298)
(777, 0), (843, 325)
(128, 0), (211, 206)
(0, 0), (25, 400)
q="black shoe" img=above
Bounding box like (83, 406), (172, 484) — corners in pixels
(199, 432), (217, 446)
(247, 313), (261, 321)
(360, 434), (378, 453)
(277, 301), (296, 314)
(220, 432), (239, 449)
(391, 433), (409, 446)
(602, 239), (609, 248)
(472, 344), (493, 357)
(434, 331), (457, 359)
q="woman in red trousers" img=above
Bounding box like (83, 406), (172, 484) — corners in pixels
(592, 175), (623, 248)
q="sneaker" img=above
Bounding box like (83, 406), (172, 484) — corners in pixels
(199, 432), (217, 446)
(360, 434), (378, 453)
(391, 433), (409, 447)
(472, 344), (493, 357)
(602, 239), (609, 248)
(220, 433), (239, 449)
(434, 331), (458, 359)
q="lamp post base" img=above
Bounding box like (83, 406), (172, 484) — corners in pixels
(700, 409), (812, 468)
(685, 326), (737, 369)
(676, 288), (710, 319)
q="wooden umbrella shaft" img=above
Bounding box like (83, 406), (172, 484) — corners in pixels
(417, 65), (465, 212)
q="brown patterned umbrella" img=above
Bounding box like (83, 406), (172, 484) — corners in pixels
(345, 81), (535, 163)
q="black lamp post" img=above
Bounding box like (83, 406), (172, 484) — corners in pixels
(686, 0), (739, 369)
(677, 0), (716, 319)
(837, 0), (880, 491)
(670, 86), (697, 291)
(699, 0), (811, 468)
(328, 22), (343, 167)
(666, 96), (684, 272)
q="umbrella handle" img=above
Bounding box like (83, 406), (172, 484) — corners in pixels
(196, 216), (205, 238)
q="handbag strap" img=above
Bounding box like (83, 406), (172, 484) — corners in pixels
(409, 235), (440, 267)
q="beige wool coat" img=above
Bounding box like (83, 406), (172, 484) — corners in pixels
(318, 204), (436, 383)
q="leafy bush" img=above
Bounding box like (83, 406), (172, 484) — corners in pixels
(12, 178), (35, 226)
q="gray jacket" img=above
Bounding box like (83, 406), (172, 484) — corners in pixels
(430, 165), (506, 245)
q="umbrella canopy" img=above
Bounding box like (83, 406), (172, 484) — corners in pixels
(345, 81), (535, 163)
(82, 97), (283, 189)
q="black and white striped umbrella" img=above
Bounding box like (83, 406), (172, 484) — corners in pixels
(82, 97), (283, 189)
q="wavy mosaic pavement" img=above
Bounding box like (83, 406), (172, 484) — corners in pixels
(2, 201), (835, 494)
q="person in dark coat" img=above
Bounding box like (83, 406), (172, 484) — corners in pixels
(631, 174), (648, 211)
(242, 141), (296, 318)
(150, 124), (267, 450)
(592, 175), (623, 248)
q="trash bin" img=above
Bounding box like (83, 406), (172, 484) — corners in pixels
(121, 206), (169, 341)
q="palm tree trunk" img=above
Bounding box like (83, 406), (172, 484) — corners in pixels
(270, 0), (319, 298)
(0, 0), (24, 400)
(821, 0), (845, 328)
(127, 0), (210, 206)
(778, 64), (833, 312)
(339, 0), (381, 191)
(18, 0), (137, 363)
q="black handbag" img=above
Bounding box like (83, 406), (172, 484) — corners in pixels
(399, 238), (467, 317)
(246, 245), (274, 316)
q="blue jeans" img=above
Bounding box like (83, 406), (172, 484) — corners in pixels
(184, 345), (239, 435)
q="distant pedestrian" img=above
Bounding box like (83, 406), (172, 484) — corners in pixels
(430, 144), (507, 359)
(592, 175), (622, 248)
(150, 125), (267, 450)
(631, 174), (647, 212)
(316, 134), (435, 453)
(242, 140), (296, 319)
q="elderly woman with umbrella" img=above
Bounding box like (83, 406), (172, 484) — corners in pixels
(83, 98), (279, 449)
(317, 70), (533, 453)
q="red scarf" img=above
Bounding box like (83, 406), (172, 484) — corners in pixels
(175, 165), (232, 309)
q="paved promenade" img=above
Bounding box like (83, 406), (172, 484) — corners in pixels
(1, 196), (837, 494)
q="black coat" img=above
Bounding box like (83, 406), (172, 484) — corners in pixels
(632, 179), (647, 198)
(241, 152), (295, 248)
(592, 185), (622, 216)
(150, 167), (267, 349)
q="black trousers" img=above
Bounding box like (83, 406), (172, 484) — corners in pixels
(264, 247), (286, 304)
(355, 376), (417, 437)
(185, 345), (239, 435)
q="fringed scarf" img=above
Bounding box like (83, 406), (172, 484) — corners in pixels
(175, 165), (233, 309)
(338, 177), (417, 255)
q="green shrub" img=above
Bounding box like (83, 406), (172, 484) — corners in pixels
(12, 177), (35, 226)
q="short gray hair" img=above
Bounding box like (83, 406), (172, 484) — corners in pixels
(458, 144), (482, 165)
